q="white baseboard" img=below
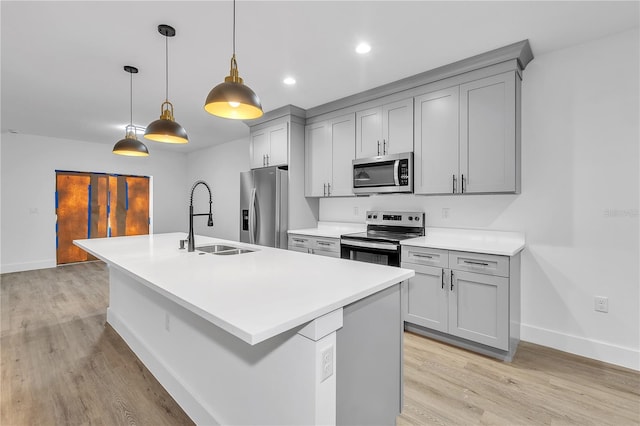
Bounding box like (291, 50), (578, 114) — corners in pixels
(521, 323), (639, 371)
(0, 259), (56, 274)
(106, 309), (218, 425)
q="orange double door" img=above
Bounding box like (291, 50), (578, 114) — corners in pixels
(55, 171), (150, 265)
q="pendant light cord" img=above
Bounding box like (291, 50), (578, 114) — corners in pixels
(130, 70), (133, 127)
(165, 34), (169, 103)
(232, 0), (236, 56)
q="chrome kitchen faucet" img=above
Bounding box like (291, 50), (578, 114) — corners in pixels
(187, 180), (214, 252)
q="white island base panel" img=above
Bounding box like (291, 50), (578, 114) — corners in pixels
(107, 266), (402, 425)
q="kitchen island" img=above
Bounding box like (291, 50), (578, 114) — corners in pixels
(74, 233), (413, 425)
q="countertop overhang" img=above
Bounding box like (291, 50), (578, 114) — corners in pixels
(401, 227), (525, 256)
(74, 233), (413, 345)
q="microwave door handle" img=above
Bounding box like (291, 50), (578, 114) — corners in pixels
(394, 160), (400, 186)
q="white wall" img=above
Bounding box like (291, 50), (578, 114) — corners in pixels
(186, 137), (250, 242)
(0, 133), (188, 273)
(319, 29), (640, 370)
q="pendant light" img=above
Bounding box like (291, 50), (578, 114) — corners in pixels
(204, 0), (263, 120)
(113, 66), (149, 157)
(144, 24), (188, 144)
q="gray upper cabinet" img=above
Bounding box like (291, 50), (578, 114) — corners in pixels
(355, 98), (413, 158)
(414, 71), (520, 194)
(414, 86), (460, 194)
(460, 73), (517, 193)
(250, 122), (288, 169)
(305, 113), (355, 197)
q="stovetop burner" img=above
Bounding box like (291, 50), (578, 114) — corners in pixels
(341, 211), (425, 243)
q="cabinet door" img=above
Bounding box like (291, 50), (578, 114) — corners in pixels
(355, 107), (383, 158)
(448, 270), (509, 350)
(382, 98), (413, 155)
(268, 122), (288, 166)
(460, 72), (516, 193)
(304, 122), (331, 197)
(414, 86), (460, 194)
(402, 263), (448, 333)
(329, 113), (355, 196)
(250, 129), (269, 169)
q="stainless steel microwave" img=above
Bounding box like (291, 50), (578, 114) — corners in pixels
(352, 152), (413, 194)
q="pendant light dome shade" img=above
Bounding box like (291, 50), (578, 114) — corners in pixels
(144, 24), (188, 144)
(204, 0), (263, 120)
(113, 128), (150, 156)
(144, 101), (188, 143)
(204, 56), (263, 119)
(113, 65), (149, 157)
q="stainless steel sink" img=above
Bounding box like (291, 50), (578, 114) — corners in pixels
(196, 245), (255, 255)
(196, 244), (237, 253)
(213, 249), (254, 256)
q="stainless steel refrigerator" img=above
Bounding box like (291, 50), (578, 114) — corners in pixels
(240, 167), (288, 249)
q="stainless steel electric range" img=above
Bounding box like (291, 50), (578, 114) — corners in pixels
(340, 211), (425, 267)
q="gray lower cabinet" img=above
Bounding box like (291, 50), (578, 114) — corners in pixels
(288, 234), (341, 258)
(402, 245), (520, 360)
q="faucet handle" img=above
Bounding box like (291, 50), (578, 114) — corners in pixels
(179, 239), (188, 250)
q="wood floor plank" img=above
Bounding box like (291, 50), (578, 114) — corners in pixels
(400, 331), (640, 425)
(2, 262), (639, 425)
(1, 262), (194, 426)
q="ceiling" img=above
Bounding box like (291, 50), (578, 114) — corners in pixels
(1, 1), (638, 154)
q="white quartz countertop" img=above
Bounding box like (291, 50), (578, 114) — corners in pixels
(74, 233), (412, 345)
(401, 227), (525, 256)
(288, 221), (366, 239)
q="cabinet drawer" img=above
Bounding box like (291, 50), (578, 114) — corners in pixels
(449, 251), (508, 277)
(402, 246), (449, 268)
(288, 235), (312, 250)
(313, 237), (340, 253)
(312, 249), (341, 258)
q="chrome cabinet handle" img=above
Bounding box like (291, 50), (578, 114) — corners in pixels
(377, 140), (381, 156)
(317, 241), (331, 246)
(461, 174), (465, 193)
(323, 183), (327, 197)
(383, 139), (387, 155)
(441, 269), (445, 289)
(293, 238), (307, 243)
(266, 154), (270, 166)
(327, 183), (331, 196)
(453, 174), (456, 194)
(412, 253), (433, 259)
(463, 260), (489, 266)
(450, 270), (454, 291)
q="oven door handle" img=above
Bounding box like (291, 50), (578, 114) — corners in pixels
(340, 239), (399, 251)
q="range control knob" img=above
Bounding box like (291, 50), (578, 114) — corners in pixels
(408, 216), (413, 221)
(367, 214), (372, 219)
(373, 215), (378, 219)
(415, 216), (420, 221)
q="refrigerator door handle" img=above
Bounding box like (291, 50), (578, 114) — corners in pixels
(275, 173), (281, 248)
(249, 187), (257, 244)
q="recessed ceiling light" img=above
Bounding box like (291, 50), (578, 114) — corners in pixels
(355, 42), (371, 54)
(283, 77), (296, 85)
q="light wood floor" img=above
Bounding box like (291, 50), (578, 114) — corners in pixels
(1, 262), (639, 425)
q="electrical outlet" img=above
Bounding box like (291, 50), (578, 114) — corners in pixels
(442, 208), (450, 219)
(321, 346), (333, 382)
(165, 312), (171, 331)
(594, 296), (609, 313)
